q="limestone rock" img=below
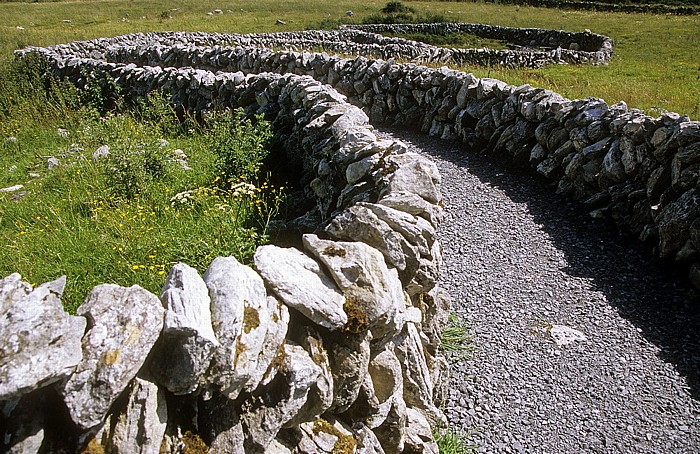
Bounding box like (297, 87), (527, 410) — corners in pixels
(105, 377), (167, 454)
(403, 408), (439, 454)
(358, 202), (437, 258)
(657, 188), (700, 260)
(62, 284), (164, 429)
(355, 423), (386, 454)
(254, 245), (347, 330)
(285, 327), (334, 428)
(323, 205), (420, 283)
(149, 263), (218, 395)
(204, 256), (269, 399)
(377, 191), (444, 226)
(326, 330), (371, 412)
(241, 344), (322, 451)
(549, 325), (587, 346)
(394, 323), (440, 422)
(303, 234), (405, 336)
(246, 296), (290, 391)
(1, 391), (47, 454)
(382, 152), (441, 204)
(293, 419), (357, 453)
(0, 274), (85, 400)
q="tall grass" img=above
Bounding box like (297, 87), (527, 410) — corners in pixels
(0, 56), (282, 312)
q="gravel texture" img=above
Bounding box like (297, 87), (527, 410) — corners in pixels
(377, 128), (700, 453)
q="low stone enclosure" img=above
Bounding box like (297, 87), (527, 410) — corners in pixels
(2, 27), (699, 453)
(107, 24), (613, 69)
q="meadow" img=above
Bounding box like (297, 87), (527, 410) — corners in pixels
(0, 0), (697, 311)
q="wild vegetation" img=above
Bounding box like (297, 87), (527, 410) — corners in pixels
(0, 54), (282, 313)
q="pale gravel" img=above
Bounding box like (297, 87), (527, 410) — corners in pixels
(377, 127), (700, 453)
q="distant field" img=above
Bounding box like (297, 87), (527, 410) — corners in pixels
(0, 0), (698, 117)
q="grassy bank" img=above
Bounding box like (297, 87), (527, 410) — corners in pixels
(0, 0), (697, 118)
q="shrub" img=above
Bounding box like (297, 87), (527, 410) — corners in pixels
(381, 1), (416, 14)
(207, 109), (273, 185)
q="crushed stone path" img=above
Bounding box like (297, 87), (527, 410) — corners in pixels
(377, 128), (700, 453)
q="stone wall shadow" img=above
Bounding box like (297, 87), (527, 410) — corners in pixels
(387, 128), (700, 401)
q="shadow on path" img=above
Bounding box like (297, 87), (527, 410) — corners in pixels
(384, 127), (700, 401)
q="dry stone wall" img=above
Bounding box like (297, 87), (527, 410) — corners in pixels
(3, 43), (449, 453)
(4, 27), (700, 452)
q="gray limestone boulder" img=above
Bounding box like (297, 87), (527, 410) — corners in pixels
(403, 408), (439, 454)
(204, 256), (270, 400)
(246, 296), (290, 391)
(254, 245), (347, 330)
(62, 284), (164, 429)
(381, 152), (441, 204)
(377, 191), (444, 227)
(149, 263), (218, 395)
(303, 234), (405, 337)
(326, 330), (371, 413)
(241, 343), (322, 450)
(0, 274), (85, 400)
(323, 205), (420, 283)
(104, 376), (167, 454)
(394, 323), (442, 424)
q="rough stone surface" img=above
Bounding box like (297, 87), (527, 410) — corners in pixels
(254, 245), (347, 330)
(105, 376), (167, 454)
(62, 284), (164, 429)
(303, 234), (405, 336)
(149, 263), (218, 395)
(204, 256), (269, 400)
(0, 274), (85, 400)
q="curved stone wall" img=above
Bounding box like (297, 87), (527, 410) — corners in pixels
(342, 23), (614, 67)
(2, 48), (448, 453)
(4, 28), (700, 452)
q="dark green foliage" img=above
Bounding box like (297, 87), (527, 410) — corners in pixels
(208, 109), (273, 185)
(381, 1), (416, 14)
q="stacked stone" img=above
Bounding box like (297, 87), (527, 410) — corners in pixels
(2, 52), (448, 453)
(17, 32), (700, 286)
(29, 26), (612, 70)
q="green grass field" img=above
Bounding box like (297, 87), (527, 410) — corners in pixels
(0, 0), (698, 118)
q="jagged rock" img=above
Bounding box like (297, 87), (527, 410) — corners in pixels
(325, 330), (371, 413)
(323, 204), (420, 283)
(246, 296), (290, 391)
(657, 188), (700, 261)
(62, 284), (164, 429)
(377, 191), (444, 226)
(303, 234), (405, 336)
(355, 423), (386, 454)
(285, 326), (334, 428)
(293, 419), (357, 453)
(254, 245), (347, 330)
(372, 394), (407, 454)
(241, 344), (322, 451)
(358, 202), (437, 258)
(0, 274), (85, 400)
(149, 263), (218, 395)
(417, 287), (452, 356)
(394, 323), (441, 423)
(204, 256), (270, 400)
(550, 325), (587, 346)
(381, 152), (441, 204)
(105, 376), (167, 454)
(403, 408), (439, 454)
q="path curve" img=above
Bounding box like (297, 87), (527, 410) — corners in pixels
(377, 127), (700, 453)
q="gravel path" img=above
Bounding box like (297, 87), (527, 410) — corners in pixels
(377, 128), (700, 453)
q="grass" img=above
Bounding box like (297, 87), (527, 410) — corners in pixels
(0, 56), (282, 312)
(434, 426), (479, 453)
(441, 312), (476, 359)
(0, 1), (697, 117)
